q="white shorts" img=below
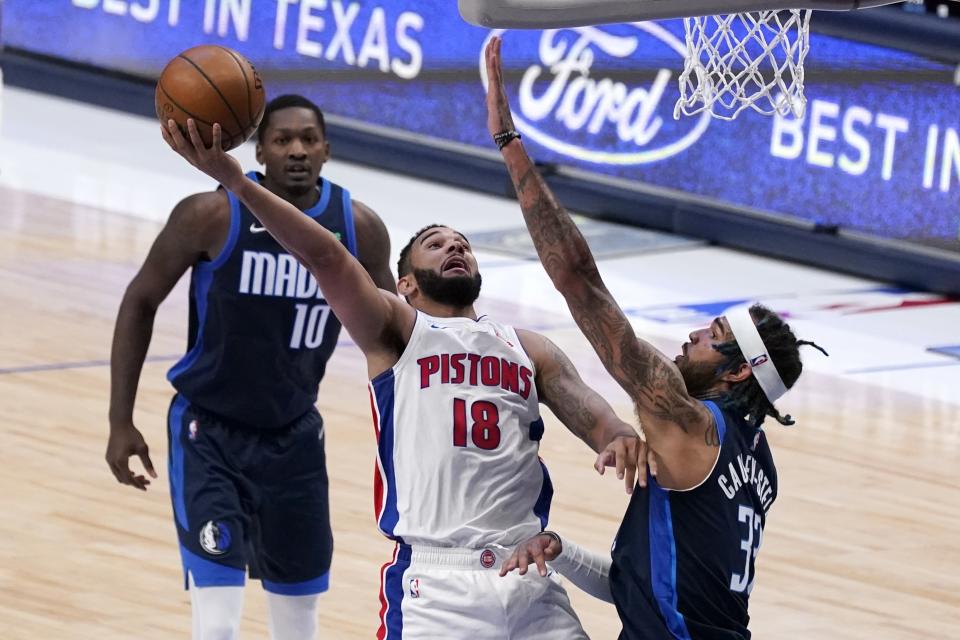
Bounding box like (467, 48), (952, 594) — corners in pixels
(377, 543), (588, 639)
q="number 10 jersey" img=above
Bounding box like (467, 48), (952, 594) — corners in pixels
(169, 172), (356, 429)
(369, 311), (553, 549)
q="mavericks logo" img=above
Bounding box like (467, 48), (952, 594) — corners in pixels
(199, 520), (232, 556)
(480, 26), (710, 165)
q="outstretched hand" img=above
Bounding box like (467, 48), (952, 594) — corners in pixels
(595, 433), (658, 494)
(484, 35), (516, 137)
(499, 533), (561, 578)
(161, 119), (244, 192)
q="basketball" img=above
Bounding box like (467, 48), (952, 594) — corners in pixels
(155, 45), (265, 151)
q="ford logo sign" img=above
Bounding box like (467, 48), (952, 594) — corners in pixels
(480, 26), (711, 165)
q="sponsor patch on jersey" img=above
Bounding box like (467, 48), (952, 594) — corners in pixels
(409, 577), (421, 598)
(188, 419), (198, 441)
(480, 549), (497, 569)
(199, 520), (232, 556)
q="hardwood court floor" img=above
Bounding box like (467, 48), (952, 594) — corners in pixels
(2, 187), (959, 639)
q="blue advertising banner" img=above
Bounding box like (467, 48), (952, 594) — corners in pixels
(3, 0), (958, 251)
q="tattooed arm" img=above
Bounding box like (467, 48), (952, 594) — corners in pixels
(485, 37), (717, 488)
(518, 330), (644, 494)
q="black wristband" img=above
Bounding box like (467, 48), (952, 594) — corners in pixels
(493, 129), (522, 150)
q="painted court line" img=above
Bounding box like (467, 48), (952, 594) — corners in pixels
(0, 354), (179, 375)
(845, 360), (960, 374)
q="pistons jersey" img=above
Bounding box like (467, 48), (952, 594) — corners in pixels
(369, 312), (553, 549)
(168, 172), (357, 429)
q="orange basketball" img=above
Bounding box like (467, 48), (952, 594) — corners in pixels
(155, 45), (266, 151)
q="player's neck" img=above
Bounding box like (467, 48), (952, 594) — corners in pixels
(415, 299), (479, 321)
(694, 381), (732, 402)
(261, 174), (320, 211)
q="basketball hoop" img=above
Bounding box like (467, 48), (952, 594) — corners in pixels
(676, 10), (811, 120)
(461, 0), (900, 121)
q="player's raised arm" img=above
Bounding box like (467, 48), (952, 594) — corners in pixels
(484, 37), (715, 474)
(161, 119), (410, 357)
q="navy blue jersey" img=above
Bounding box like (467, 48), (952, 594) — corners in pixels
(610, 401), (778, 640)
(168, 172), (357, 429)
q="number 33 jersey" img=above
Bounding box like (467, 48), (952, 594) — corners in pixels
(609, 401), (778, 640)
(369, 312), (553, 549)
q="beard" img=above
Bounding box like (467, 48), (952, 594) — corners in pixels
(675, 357), (724, 399)
(413, 268), (482, 308)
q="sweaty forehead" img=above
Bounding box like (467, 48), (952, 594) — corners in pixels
(418, 227), (469, 246)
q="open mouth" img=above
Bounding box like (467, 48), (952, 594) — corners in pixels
(442, 257), (468, 275)
(285, 164), (310, 178)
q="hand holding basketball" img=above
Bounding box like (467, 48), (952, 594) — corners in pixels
(155, 45), (265, 151)
(161, 119), (244, 192)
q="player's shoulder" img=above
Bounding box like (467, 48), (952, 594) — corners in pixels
(350, 198), (392, 262)
(514, 328), (549, 357)
(167, 189), (230, 229)
(350, 198), (385, 226)
(162, 189), (232, 252)
(173, 189), (230, 217)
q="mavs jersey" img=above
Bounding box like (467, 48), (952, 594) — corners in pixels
(369, 312), (553, 549)
(610, 401), (777, 640)
(168, 172), (357, 429)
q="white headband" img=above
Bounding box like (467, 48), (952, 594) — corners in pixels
(725, 304), (787, 403)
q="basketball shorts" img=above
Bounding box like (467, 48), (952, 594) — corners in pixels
(167, 394), (333, 594)
(378, 543), (588, 639)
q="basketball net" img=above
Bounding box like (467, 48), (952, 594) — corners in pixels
(675, 10), (812, 121)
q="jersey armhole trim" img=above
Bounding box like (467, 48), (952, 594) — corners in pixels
(662, 400), (727, 494)
(205, 189), (242, 270)
(342, 189), (358, 257)
(511, 327), (537, 379)
(369, 310), (426, 386)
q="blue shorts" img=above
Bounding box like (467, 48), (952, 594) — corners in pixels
(167, 395), (333, 594)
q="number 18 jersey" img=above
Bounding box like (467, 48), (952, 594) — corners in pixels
(369, 312), (553, 549)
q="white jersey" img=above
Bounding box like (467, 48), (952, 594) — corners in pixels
(369, 311), (552, 549)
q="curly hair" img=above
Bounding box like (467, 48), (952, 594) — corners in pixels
(713, 304), (828, 428)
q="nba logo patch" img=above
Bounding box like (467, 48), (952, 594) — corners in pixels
(480, 549), (497, 569)
(409, 578), (420, 599)
(188, 419), (198, 441)
(750, 354), (769, 367)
